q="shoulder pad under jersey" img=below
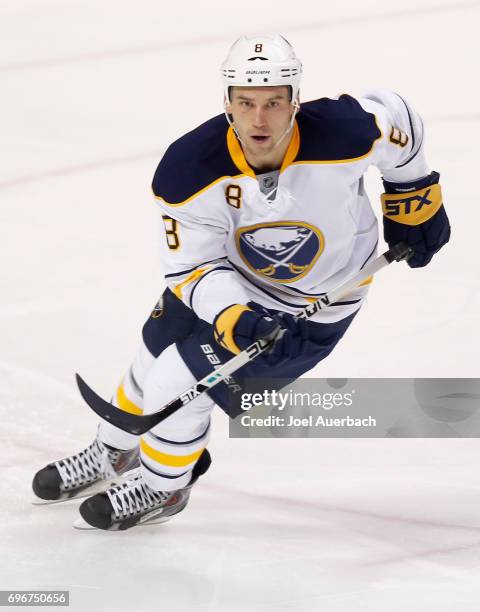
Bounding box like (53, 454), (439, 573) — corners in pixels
(296, 94), (382, 162)
(152, 114), (240, 205)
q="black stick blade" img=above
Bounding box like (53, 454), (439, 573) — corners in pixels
(75, 373), (158, 435)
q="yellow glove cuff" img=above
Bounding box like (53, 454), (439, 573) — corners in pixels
(213, 304), (252, 354)
(381, 183), (443, 226)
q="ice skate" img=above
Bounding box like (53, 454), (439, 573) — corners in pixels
(32, 432), (139, 504)
(74, 449), (211, 531)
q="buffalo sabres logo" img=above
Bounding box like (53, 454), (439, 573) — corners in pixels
(236, 222), (324, 283)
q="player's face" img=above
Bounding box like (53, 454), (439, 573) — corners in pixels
(227, 86), (294, 158)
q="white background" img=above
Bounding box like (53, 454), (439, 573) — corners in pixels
(1, 1), (479, 610)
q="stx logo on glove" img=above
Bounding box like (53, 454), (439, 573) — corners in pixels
(384, 189), (432, 215)
(381, 184), (443, 226)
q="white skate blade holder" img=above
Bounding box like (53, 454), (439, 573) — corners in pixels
(73, 516), (97, 530)
(72, 512), (174, 531)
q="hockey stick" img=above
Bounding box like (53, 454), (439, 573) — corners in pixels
(76, 242), (412, 435)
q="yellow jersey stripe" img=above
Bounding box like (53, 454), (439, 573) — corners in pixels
(359, 275), (373, 286)
(227, 127), (256, 178)
(140, 439), (204, 467)
(153, 173), (246, 207)
(280, 121), (300, 172)
(153, 113), (382, 206)
(304, 276), (373, 303)
(226, 122), (300, 177)
(172, 267), (207, 300)
(284, 112), (382, 167)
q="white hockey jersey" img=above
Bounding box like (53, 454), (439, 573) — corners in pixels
(152, 89), (428, 323)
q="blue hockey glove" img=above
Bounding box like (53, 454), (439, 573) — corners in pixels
(213, 302), (280, 355)
(213, 301), (315, 367)
(381, 171), (450, 268)
(263, 311), (312, 367)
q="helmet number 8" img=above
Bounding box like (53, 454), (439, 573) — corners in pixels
(255, 44), (263, 53)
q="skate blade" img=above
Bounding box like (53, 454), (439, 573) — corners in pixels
(32, 492), (92, 506)
(72, 515), (173, 531)
(138, 516), (172, 527)
(32, 475), (128, 506)
(73, 516), (97, 530)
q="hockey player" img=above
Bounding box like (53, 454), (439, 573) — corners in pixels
(32, 35), (450, 530)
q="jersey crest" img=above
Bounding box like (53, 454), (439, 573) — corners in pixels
(235, 222), (324, 283)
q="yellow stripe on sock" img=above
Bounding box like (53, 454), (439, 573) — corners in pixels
(140, 438), (204, 467)
(117, 382), (143, 415)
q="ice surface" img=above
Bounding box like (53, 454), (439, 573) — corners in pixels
(1, 1), (480, 610)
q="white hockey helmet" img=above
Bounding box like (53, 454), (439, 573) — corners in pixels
(221, 35), (302, 104)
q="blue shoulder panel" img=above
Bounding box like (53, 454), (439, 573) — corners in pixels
(152, 114), (239, 205)
(296, 94), (381, 161)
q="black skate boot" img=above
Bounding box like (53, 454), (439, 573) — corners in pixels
(75, 449), (211, 531)
(32, 432), (139, 504)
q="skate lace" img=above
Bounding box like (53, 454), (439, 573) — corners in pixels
(107, 468), (171, 519)
(55, 440), (115, 488)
